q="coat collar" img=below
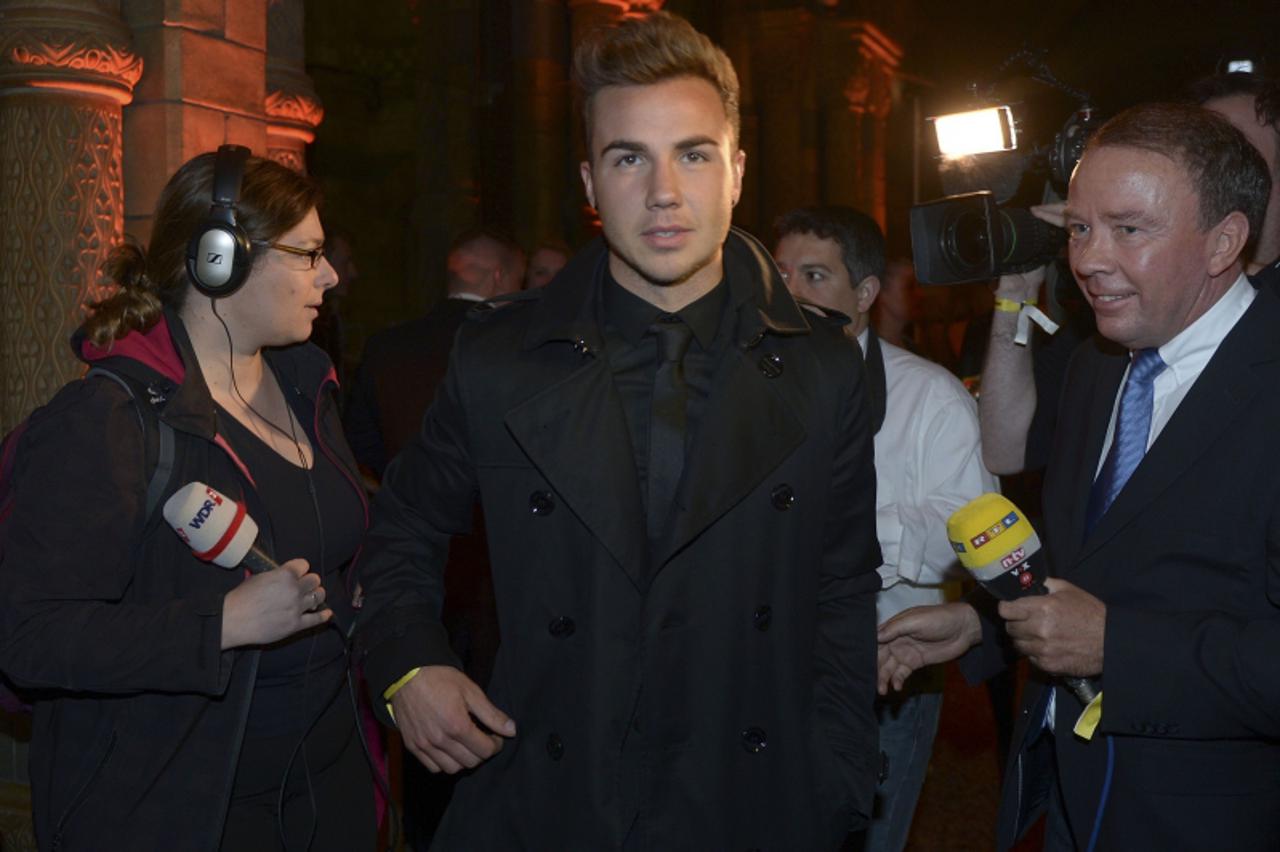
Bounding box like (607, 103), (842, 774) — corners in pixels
(520, 226), (813, 354)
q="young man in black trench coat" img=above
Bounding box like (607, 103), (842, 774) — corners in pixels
(356, 12), (883, 850)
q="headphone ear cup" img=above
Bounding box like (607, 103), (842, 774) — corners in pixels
(187, 221), (252, 296)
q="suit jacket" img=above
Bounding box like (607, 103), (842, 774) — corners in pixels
(344, 296), (475, 477)
(966, 287), (1280, 850)
(356, 229), (883, 851)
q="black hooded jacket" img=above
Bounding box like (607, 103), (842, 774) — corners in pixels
(0, 311), (367, 850)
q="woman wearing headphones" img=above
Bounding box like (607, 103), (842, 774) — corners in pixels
(0, 148), (375, 850)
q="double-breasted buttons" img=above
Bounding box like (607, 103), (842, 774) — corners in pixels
(548, 616), (575, 638)
(771, 484), (795, 511)
(529, 491), (555, 515)
(752, 605), (772, 631)
(741, 726), (768, 754)
(546, 733), (565, 761)
(757, 352), (784, 378)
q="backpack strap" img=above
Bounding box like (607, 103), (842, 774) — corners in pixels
(85, 367), (176, 522)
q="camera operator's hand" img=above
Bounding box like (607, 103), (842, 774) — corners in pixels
(1030, 201), (1066, 228)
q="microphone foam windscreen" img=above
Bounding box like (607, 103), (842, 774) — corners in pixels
(947, 492), (1041, 580)
(162, 482), (258, 569)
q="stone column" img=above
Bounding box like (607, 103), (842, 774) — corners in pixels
(121, 0), (268, 242)
(820, 19), (900, 229)
(747, 7), (816, 228)
(265, 0), (322, 173)
(0, 0), (142, 433)
(510, 0), (568, 250)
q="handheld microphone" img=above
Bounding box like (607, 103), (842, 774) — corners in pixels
(948, 493), (1098, 706)
(163, 482), (277, 574)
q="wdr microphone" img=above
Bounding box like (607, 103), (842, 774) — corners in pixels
(948, 493), (1098, 707)
(163, 482), (277, 574)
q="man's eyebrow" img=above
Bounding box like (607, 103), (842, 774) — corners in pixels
(1102, 209), (1161, 225)
(675, 136), (719, 150)
(600, 140), (647, 156)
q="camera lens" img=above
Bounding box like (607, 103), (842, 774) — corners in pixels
(942, 209), (991, 275)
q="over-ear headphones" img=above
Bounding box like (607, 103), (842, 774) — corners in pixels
(186, 144), (253, 297)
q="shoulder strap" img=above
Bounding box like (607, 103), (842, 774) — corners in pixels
(86, 367), (176, 521)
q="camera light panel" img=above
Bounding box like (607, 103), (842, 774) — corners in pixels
(931, 106), (1017, 158)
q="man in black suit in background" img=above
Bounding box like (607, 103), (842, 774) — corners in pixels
(344, 228), (525, 479)
(879, 102), (1280, 850)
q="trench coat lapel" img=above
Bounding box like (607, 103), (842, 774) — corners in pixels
(1077, 293), (1278, 564)
(504, 242), (649, 592)
(504, 356), (648, 592)
(656, 342), (806, 568)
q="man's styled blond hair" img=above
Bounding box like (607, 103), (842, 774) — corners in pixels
(572, 11), (741, 152)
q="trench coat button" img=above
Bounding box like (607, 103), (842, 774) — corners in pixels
(770, 484), (795, 511)
(752, 605), (772, 631)
(757, 352), (784, 378)
(741, 726), (768, 754)
(529, 490), (555, 515)
(548, 616), (575, 638)
(546, 733), (564, 761)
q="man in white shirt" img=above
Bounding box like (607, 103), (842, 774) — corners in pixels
(878, 103), (1280, 850)
(775, 206), (996, 852)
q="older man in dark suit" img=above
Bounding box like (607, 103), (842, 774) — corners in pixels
(355, 11), (881, 851)
(879, 102), (1280, 850)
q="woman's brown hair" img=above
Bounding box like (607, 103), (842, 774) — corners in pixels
(86, 152), (323, 346)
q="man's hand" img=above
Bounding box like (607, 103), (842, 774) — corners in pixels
(999, 578), (1105, 678)
(877, 602), (982, 695)
(392, 665), (516, 774)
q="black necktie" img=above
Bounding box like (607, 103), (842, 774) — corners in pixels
(647, 318), (694, 537)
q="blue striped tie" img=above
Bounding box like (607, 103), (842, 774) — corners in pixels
(1085, 348), (1167, 535)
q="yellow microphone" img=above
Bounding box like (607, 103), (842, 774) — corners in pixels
(947, 492), (1045, 599)
(948, 493), (1101, 723)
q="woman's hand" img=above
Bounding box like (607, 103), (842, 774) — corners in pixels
(220, 559), (330, 649)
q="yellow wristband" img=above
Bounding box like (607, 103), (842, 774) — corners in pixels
(384, 667), (422, 700)
(994, 297), (1037, 313)
(383, 667), (423, 724)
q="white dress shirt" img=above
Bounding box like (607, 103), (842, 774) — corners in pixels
(1096, 273), (1255, 470)
(859, 330), (998, 625)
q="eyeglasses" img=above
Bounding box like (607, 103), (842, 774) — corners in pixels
(254, 240), (326, 269)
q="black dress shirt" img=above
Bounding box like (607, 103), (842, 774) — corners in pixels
(600, 273), (727, 520)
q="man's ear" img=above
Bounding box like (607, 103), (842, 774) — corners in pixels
(1207, 210), (1249, 277)
(856, 275), (881, 314)
(580, 161), (596, 210)
(731, 148), (746, 207)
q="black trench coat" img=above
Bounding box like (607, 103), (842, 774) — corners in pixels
(357, 228), (882, 851)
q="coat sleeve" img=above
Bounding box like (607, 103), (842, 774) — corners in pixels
(0, 379), (232, 696)
(354, 341), (474, 718)
(342, 340), (389, 478)
(1098, 502), (1280, 740)
(811, 352), (884, 832)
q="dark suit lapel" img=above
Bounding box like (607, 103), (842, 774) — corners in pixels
(1079, 292), (1280, 562)
(1060, 346), (1126, 560)
(657, 342), (806, 568)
